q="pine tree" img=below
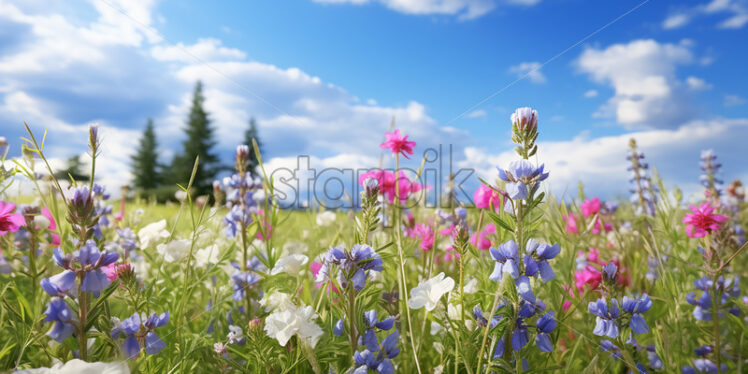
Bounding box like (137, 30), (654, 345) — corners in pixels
(170, 81), (221, 196)
(130, 118), (161, 190)
(243, 117), (263, 174)
(54, 155), (89, 182)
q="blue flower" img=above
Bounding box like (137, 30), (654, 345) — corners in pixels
(472, 305), (502, 328)
(524, 239), (561, 282)
(40, 270), (76, 297)
(646, 344), (663, 370)
(231, 271), (261, 300)
(589, 298), (620, 338)
(364, 310), (394, 331)
(515, 276), (535, 303)
(489, 240), (520, 281)
(600, 339), (622, 359)
(621, 294), (652, 334)
(43, 297), (75, 343)
(318, 245), (383, 292)
(497, 160), (549, 200)
(535, 311), (556, 353)
(353, 330), (400, 374)
(333, 319), (345, 336)
(111, 311), (169, 358)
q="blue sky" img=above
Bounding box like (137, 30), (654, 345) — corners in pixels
(1, 0), (747, 201)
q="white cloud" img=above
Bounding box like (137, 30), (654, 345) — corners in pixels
(662, 0), (748, 30)
(151, 38), (247, 62)
(0, 0), (467, 197)
(583, 89), (598, 98)
(577, 39), (695, 129)
(686, 76), (712, 90)
(662, 13), (691, 29)
(312, 0), (538, 19)
(508, 62), (546, 84)
(460, 118), (748, 200)
(466, 109), (487, 118)
(724, 94), (746, 107)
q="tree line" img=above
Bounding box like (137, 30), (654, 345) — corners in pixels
(129, 81), (262, 200)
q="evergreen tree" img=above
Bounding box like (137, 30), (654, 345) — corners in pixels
(130, 118), (161, 190)
(170, 81), (221, 196)
(243, 117), (263, 174)
(54, 155), (89, 182)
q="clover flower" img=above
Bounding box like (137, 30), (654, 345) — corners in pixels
(379, 129), (416, 158)
(682, 202), (729, 238)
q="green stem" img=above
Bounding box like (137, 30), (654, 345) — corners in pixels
(394, 155), (422, 374)
(78, 279), (88, 361)
(711, 272), (722, 374)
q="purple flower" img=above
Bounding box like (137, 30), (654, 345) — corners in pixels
(318, 244), (383, 291)
(621, 294), (652, 334)
(589, 298), (620, 338)
(353, 330), (400, 374)
(511, 107), (538, 132)
(333, 319), (345, 336)
(40, 270), (76, 297)
(524, 239), (561, 282)
(515, 276), (535, 303)
(43, 297), (75, 343)
(364, 310), (394, 331)
(231, 271), (261, 300)
(111, 311), (170, 358)
(497, 160), (549, 200)
(535, 311), (556, 352)
(489, 240), (520, 281)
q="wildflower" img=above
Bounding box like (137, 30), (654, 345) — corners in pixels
(470, 223), (495, 250)
(621, 294), (652, 334)
(563, 213), (579, 233)
(213, 342), (227, 355)
(588, 298), (620, 338)
(379, 129), (416, 158)
(489, 240), (520, 281)
(682, 202), (729, 238)
(282, 240), (308, 255)
(699, 149), (723, 201)
(40, 270), (77, 297)
(535, 311), (557, 352)
(227, 325), (245, 345)
(270, 254), (309, 275)
(17, 359), (129, 373)
(111, 311), (169, 358)
(511, 107), (538, 133)
(316, 244), (383, 291)
(0, 201), (25, 236)
(43, 297), (75, 343)
(138, 220), (170, 248)
(682, 345), (728, 373)
(580, 198), (601, 217)
(156, 239), (191, 263)
(315, 210), (337, 226)
(194, 244), (220, 267)
(473, 184), (503, 211)
(412, 222), (435, 251)
(41, 207), (61, 246)
(575, 265), (602, 293)
(264, 305), (324, 347)
(686, 276), (741, 321)
(627, 139), (657, 216)
(408, 272), (455, 311)
(231, 271), (261, 300)
(260, 291), (295, 312)
(353, 330), (400, 374)
(524, 239), (561, 283)
(497, 160), (549, 200)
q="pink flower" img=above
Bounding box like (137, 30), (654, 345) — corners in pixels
(574, 265), (602, 293)
(586, 247), (601, 264)
(470, 223), (495, 250)
(473, 184), (503, 211)
(413, 223), (434, 251)
(358, 169), (424, 204)
(256, 209), (273, 241)
(41, 207), (61, 247)
(310, 262), (338, 293)
(682, 202), (729, 238)
(580, 198), (601, 217)
(563, 213), (579, 234)
(102, 263), (118, 281)
(562, 301), (572, 312)
(0, 201), (25, 236)
(379, 129), (416, 158)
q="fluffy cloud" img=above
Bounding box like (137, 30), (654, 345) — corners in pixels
(0, 0), (467, 195)
(577, 39), (696, 129)
(460, 118), (748, 200)
(312, 0), (538, 19)
(662, 0), (748, 30)
(583, 89), (598, 98)
(508, 62), (546, 84)
(686, 76), (712, 91)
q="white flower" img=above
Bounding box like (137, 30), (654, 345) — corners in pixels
(264, 305), (323, 348)
(138, 220), (170, 248)
(174, 190), (188, 202)
(315, 211), (337, 226)
(430, 321), (443, 335)
(33, 215), (50, 230)
(408, 272), (455, 311)
(463, 277), (478, 294)
(260, 291), (295, 312)
(156, 239), (191, 262)
(195, 244), (220, 267)
(282, 240), (308, 255)
(270, 254), (308, 275)
(227, 325), (243, 344)
(14, 359), (130, 374)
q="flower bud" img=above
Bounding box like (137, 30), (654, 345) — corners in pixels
(236, 144), (250, 167)
(364, 177), (379, 197)
(511, 107), (538, 133)
(89, 123), (100, 151)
